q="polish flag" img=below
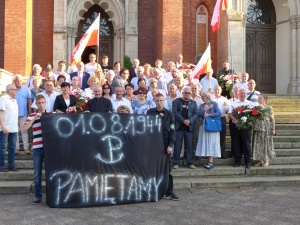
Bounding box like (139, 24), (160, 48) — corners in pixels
(211, 0), (228, 32)
(70, 14), (100, 66)
(192, 43), (212, 79)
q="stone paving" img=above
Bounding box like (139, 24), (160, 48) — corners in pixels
(0, 186), (299, 225)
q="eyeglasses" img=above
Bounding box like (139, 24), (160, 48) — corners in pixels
(183, 92), (191, 95)
(119, 107), (129, 111)
(139, 92), (147, 95)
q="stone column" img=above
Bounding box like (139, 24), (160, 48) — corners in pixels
(124, 0), (138, 60)
(66, 27), (77, 66)
(3, 0), (33, 75)
(225, 9), (246, 75)
(288, 17), (298, 94)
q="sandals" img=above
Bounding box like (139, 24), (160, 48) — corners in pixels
(204, 162), (214, 170)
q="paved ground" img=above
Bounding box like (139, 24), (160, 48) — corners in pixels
(0, 186), (299, 225)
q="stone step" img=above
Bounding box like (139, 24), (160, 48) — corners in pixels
(225, 142), (300, 149)
(225, 136), (300, 143)
(0, 181), (42, 194)
(172, 165), (300, 177)
(275, 149), (300, 157)
(173, 176), (300, 189)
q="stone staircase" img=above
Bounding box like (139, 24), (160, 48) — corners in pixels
(0, 95), (300, 194)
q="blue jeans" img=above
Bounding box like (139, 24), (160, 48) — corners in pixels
(0, 131), (17, 169)
(173, 130), (194, 166)
(33, 148), (44, 200)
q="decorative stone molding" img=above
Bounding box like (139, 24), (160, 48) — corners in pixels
(290, 17), (298, 29)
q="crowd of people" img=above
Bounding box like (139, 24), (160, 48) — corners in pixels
(0, 54), (276, 204)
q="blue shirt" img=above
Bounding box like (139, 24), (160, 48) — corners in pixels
(131, 100), (153, 114)
(200, 76), (219, 93)
(15, 86), (31, 116)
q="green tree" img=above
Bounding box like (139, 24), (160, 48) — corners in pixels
(124, 55), (133, 69)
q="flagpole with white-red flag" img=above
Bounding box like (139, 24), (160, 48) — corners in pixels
(70, 13), (100, 66)
(191, 43), (212, 79)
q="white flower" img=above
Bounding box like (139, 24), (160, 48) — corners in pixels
(248, 104), (253, 109)
(227, 80), (232, 84)
(241, 116), (247, 123)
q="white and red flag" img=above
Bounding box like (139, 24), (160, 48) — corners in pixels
(70, 14), (100, 66)
(211, 0), (228, 32)
(191, 43), (212, 79)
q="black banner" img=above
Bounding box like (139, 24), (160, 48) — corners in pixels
(41, 113), (168, 208)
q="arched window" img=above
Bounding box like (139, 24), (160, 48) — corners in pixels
(196, 5), (208, 61)
(247, 0), (275, 25)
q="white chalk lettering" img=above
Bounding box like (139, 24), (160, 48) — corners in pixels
(111, 114), (123, 134)
(89, 114), (106, 134)
(56, 118), (74, 138)
(64, 173), (85, 203)
(50, 171), (73, 205)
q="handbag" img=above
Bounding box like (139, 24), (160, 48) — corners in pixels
(204, 116), (222, 132)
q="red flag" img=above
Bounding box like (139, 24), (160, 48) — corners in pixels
(192, 43), (212, 79)
(211, 0), (228, 32)
(70, 14), (100, 66)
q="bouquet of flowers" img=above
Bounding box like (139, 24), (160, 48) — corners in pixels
(218, 74), (240, 97)
(178, 63), (196, 79)
(232, 104), (267, 130)
(70, 88), (89, 112)
(66, 106), (77, 114)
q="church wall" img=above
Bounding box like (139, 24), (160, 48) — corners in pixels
(0, 0), (4, 68)
(32, 0), (54, 69)
(274, 0), (291, 94)
(138, 0), (157, 65)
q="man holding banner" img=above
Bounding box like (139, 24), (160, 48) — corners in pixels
(147, 93), (179, 201)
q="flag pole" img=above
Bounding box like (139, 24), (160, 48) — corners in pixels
(96, 13), (100, 65)
(227, 10), (234, 96)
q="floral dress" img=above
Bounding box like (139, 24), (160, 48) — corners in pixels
(252, 105), (276, 160)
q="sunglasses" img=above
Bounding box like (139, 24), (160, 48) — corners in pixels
(139, 92), (147, 95)
(183, 92), (191, 95)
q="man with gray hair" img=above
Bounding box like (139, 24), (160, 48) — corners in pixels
(14, 75), (32, 154)
(0, 84), (19, 172)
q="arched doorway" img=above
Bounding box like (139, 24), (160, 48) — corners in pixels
(76, 5), (114, 66)
(246, 0), (276, 93)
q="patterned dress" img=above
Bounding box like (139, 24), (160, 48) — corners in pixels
(252, 105), (276, 160)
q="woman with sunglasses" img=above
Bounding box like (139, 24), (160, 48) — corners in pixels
(102, 84), (112, 100)
(131, 87), (152, 114)
(125, 83), (136, 101)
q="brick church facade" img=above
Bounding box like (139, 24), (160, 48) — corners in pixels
(1, 0), (300, 94)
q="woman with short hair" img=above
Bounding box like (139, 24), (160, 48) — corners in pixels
(131, 87), (152, 114)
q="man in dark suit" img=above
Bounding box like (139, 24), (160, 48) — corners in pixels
(70, 61), (90, 90)
(111, 68), (129, 94)
(129, 58), (140, 82)
(172, 87), (198, 169)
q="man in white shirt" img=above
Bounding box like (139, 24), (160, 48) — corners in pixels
(212, 86), (230, 159)
(228, 88), (253, 169)
(111, 86), (133, 113)
(84, 53), (101, 76)
(200, 70), (219, 94)
(31, 80), (58, 113)
(165, 61), (176, 83)
(0, 84), (19, 172)
(26, 64), (45, 89)
(53, 61), (71, 83)
(235, 72), (249, 91)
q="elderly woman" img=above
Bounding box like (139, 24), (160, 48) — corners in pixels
(195, 90), (222, 169)
(106, 70), (116, 86)
(26, 64), (44, 89)
(247, 79), (260, 106)
(84, 76), (100, 99)
(53, 82), (76, 113)
(131, 87), (152, 114)
(252, 94), (276, 167)
(30, 77), (44, 102)
(125, 83), (135, 101)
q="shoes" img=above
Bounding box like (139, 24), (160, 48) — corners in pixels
(204, 162), (214, 170)
(233, 163), (240, 167)
(173, 164), (180, 169)
(254, 161), (263, 167)
(165, 192), (179, 201)
(0, 168), (9, 172)
(261, 161), (269, 167)
(31, 198), (42, 205)
(8, 167), (19, 172)
(188, 165), (196, 169)
(24, 149), (31, 154)
(246, 163), (251, 169)
(15, 149), (20, 155)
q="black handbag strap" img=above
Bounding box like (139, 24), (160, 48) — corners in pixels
(247, 90), (255, 100)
